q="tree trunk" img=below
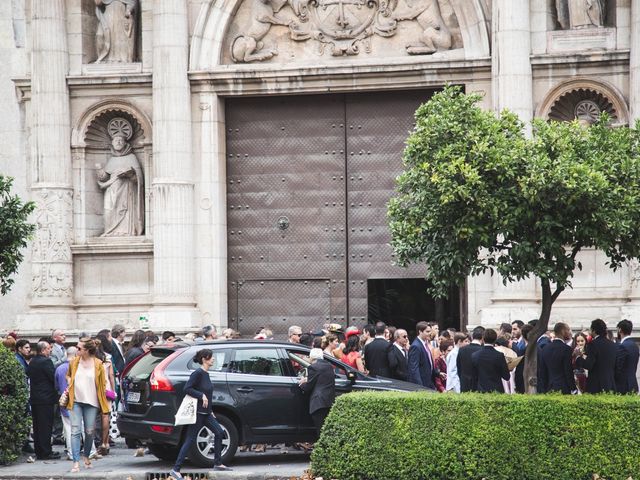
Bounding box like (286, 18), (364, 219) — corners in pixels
(523, 279), (558, 394)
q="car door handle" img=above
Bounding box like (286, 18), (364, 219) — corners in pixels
(236, 387), (254, 393)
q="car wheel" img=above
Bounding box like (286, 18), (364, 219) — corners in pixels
(188, 413), (238, 467)
(148, 443), (179, 462)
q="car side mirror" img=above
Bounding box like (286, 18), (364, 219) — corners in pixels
(347, 371), (356, 385)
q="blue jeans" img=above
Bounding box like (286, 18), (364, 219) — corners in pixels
(70, 402), (99, 462)
(173, 413), (224, 471)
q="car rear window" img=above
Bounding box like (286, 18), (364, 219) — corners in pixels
(126, 349), (172, 381)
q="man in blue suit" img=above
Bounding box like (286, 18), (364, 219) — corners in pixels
(407, 321), (436, 389)
(538, 322), (576, 394)
(615, 319), (639, 394)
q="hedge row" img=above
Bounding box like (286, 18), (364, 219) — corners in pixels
(0, 344), (30, 464)
(311, 392), (640, 480)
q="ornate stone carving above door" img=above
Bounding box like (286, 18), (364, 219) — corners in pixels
(224, 0), (463, 63)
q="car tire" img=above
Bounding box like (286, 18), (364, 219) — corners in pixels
(188, 413), (238, 467)
(148, 443), (179, 462)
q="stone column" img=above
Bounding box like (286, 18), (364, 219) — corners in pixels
(30, 0), (75, 314)
(483, 0), (539, 322)
(491, 0), (533, 125)
(151, 0), (197, 328)
(630, 0), (640, 123)
(195, 93), (228, 330)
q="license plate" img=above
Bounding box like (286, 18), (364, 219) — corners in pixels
(127, 391), (141, 403)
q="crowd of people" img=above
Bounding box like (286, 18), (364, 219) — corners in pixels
(1, 324), (218, 472)
(284, 318), (639, 396)
(1, 317), (638, 473)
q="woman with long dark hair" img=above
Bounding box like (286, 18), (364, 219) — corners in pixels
(170, 349), (231, 479)
(124, 330), (146, 366)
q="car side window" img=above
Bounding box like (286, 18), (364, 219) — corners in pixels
(229, 348), (284, 376)
(187, 350), (228, 372)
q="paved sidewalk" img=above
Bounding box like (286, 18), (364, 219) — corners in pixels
(0, 442), (311, 480)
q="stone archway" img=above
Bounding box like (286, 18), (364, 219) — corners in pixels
(189, 0), (490, 70)
(537, 78), (629, 126)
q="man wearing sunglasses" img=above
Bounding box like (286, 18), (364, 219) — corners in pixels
(389, 329), (409, 381)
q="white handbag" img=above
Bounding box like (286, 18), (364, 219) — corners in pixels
(174, 395), (198, 425)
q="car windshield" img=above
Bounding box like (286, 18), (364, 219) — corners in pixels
(126, 349), (172, 381)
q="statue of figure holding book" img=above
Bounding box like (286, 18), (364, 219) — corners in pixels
(97, 118), (144, 236)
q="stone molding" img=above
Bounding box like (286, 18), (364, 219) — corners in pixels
(536, 78), (629, 125)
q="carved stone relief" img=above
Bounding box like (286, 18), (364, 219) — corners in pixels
(225, 0), (462, 63)
(31, 189), (73, 298)
(555, 0), (605, 30)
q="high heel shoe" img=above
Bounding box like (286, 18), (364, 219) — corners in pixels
(83, 457), (93, 469)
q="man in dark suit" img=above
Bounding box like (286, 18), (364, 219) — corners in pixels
(363, 322), (393, 377)
(299, 348), (336, 435)
(471, 329), (510, 393)
(615, 319), (639, 394)
(514, 324), (532, 393)
(457, 326), (485, 392)
(388, 328), (409, 381)
(111, 324), (126, 376)
(575, 318), (618, 393)
(27, 341), (61, 460)
(538, 322), (576, 394)
(407, 321), (436, 389)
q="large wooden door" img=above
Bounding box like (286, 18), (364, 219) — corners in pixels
(226, 90), (453, 337)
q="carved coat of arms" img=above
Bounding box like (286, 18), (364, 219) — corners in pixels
(230, 0), (460, 62)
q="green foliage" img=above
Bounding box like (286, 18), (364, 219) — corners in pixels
(312, 392), (640, 480)
(0, 175), (35, 295)
(0, 343), (30, 464)
(388, 86), (640, 299)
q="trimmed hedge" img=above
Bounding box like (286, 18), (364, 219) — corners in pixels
(311, 392), (640, 480)
(0, 344), (30, 464)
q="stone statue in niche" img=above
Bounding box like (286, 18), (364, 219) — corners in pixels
(95, 0), (139, 63)
(392, 0), (451, 55)
(556, 0), (605, 30)
(96, 118), (144, 236)
(229, 0), (456, 61)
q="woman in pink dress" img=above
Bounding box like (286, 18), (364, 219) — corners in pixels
(341, 335), (365, 373)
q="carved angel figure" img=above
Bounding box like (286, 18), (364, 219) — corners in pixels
(97, 118), (144, 236)
(95, 0), (138, 63)
(556, 0), (605, 30)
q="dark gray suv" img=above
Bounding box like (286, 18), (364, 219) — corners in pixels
(117, 340), (427, 466)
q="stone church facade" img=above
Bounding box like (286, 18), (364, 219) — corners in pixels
(1, 0), (640, 338)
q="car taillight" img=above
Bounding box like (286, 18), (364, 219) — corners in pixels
(149, 350), (183, 392)
(151, 425), (174, 434)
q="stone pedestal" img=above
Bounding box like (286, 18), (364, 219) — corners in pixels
(547, 27), (616, 53)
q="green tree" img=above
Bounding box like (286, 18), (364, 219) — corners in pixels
(388, 86), (640, 393)
(0, 343), (30, 464)
(0, 175), (35, 295)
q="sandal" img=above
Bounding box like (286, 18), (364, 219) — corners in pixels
(83, 457), (93, 469)
(70, 463), (80, 473)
